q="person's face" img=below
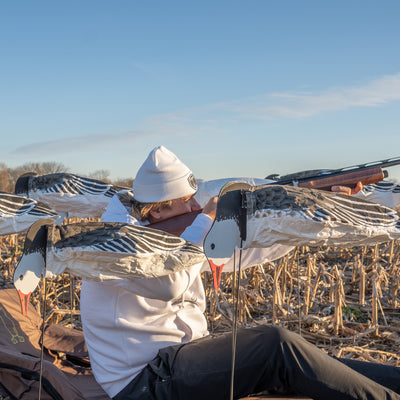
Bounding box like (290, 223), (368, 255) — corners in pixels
(149, 195), (201, 222)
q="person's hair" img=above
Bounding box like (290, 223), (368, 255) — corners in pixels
(131, 199), (173, 222)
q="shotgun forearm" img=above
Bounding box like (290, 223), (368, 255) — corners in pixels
(298, 166), (386, 191)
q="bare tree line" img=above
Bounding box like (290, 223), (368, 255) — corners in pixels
(0, 161), (133, 193)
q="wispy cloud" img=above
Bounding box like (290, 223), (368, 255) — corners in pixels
(209, 72), (400, 119)
(148, 72), (400, 122)
(11, 130), (154, 156)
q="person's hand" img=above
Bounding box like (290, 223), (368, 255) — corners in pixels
(202, 196), (218, 220)
(331, 181), (363, 196)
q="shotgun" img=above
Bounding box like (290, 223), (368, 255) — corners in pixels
(265, 156), (400, 191)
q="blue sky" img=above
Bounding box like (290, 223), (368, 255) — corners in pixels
(1, 1), (400, 183)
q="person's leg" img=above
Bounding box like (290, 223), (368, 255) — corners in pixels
(335, 356), (400, 393)
(113, 365), (158, 400)
(158, 325), (400, 400)
(114, 325), (400, 400)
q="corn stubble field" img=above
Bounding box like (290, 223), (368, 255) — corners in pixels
(1, 229), (400, 367)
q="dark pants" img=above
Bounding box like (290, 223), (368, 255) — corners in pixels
(114, 325), (400, 400)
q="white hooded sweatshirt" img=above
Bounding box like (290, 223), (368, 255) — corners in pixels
(80, 202), (213, 398)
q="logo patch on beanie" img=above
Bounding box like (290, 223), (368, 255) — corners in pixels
(188, 174), (197, 191)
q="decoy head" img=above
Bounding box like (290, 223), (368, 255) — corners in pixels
(204, 219), (241, 289)
(14, 172), (38, 196)
(13, 218), (55, 315)
(203, 182), (250, 290)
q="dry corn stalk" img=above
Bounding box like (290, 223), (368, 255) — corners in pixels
(333, 265), (346, 335)
(359, 262), (366, 306)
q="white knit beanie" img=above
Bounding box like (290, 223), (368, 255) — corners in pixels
(133, 145), (198, 202)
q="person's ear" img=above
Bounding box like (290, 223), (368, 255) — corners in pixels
(149, 209), (162, 220)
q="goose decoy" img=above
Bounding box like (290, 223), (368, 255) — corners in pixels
(14, 218), (206, 315)
(15, 172), (130, 218)
(204, 182), (400, 289)
(0, 191), (60, 236)
(12, 217), (53, 315)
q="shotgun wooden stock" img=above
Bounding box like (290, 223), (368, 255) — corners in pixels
(148, 209), (203, 236)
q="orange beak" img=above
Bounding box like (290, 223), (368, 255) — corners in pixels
(17, 290), (31, 316)
(209, 260), (224, 290)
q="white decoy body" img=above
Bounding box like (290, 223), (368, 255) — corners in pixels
(197, 177), (400, 217)
(204, 183), (400, 289)
(15, 172), (129, 218)
(13, 219), (205, 314)
(0, 191), (60, 236)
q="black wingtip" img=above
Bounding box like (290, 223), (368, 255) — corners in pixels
(22, 217), (57, 256)
(14, 172), (38, 196)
